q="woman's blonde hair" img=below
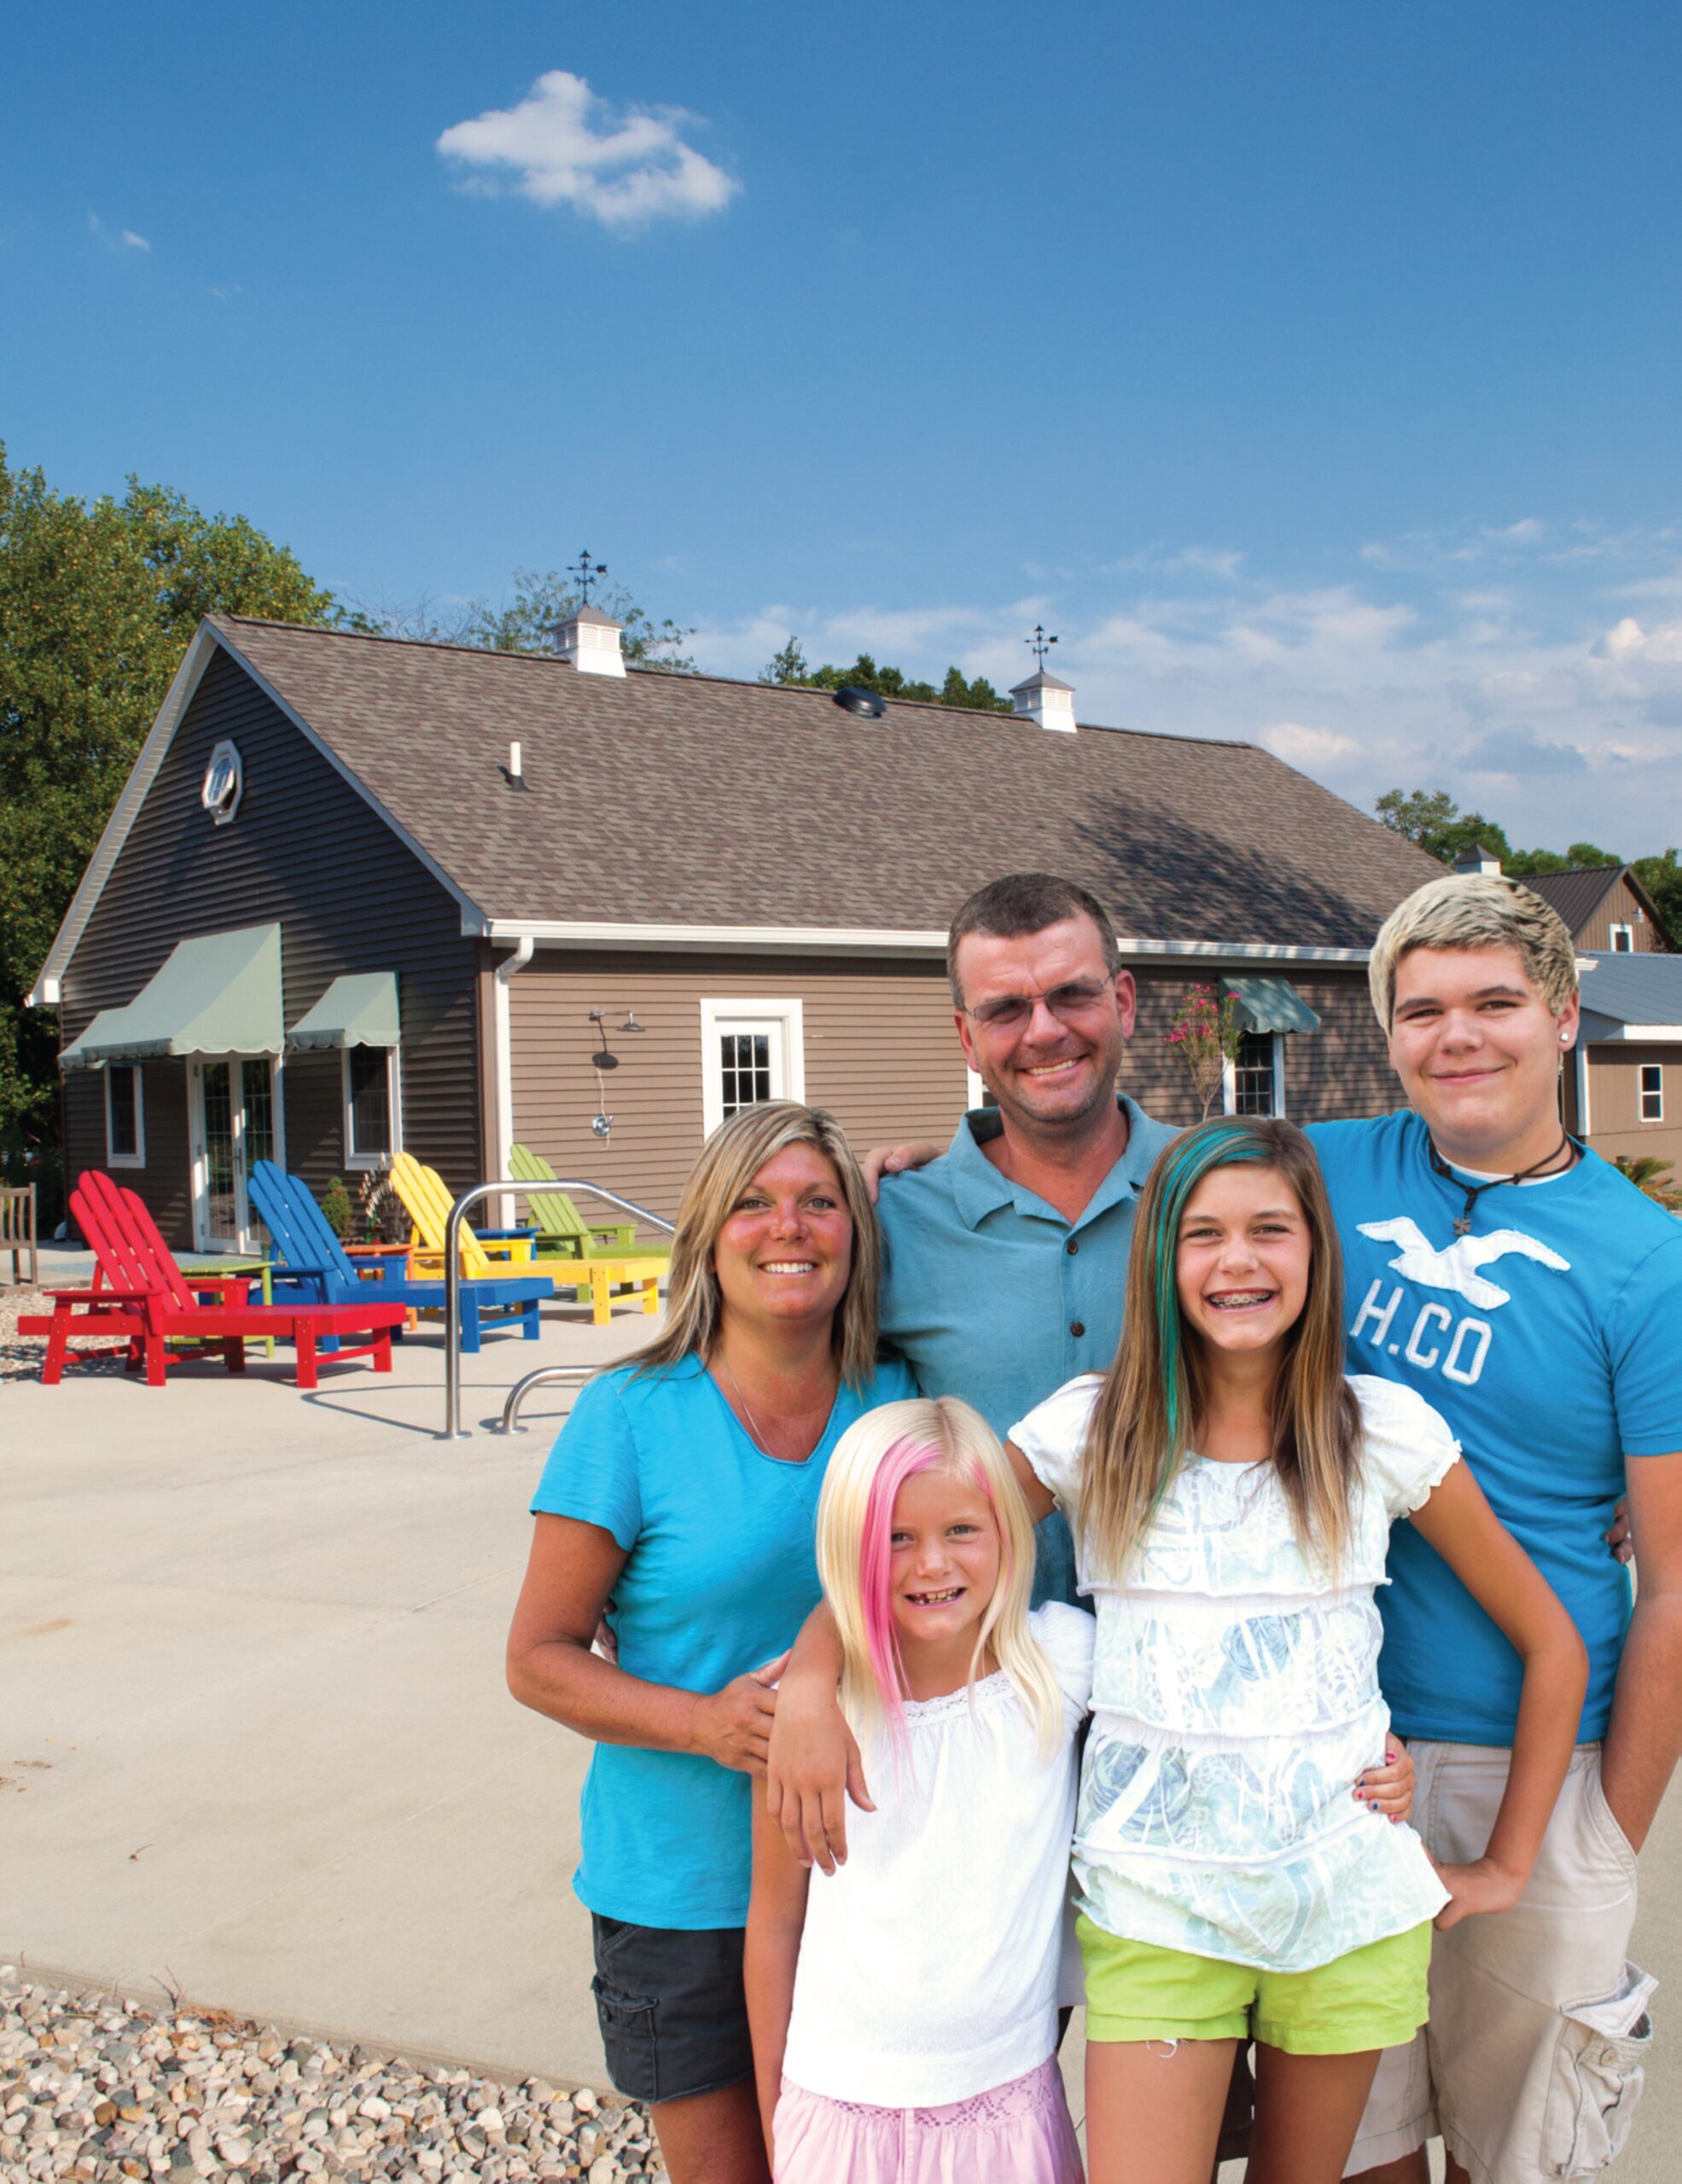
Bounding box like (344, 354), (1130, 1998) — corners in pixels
(816, 1396), (1064, 1759)
(1081, 1118), (1362, 1583)
(1367, 872), (1578, 1030)
(626, 1101), (880, 1388)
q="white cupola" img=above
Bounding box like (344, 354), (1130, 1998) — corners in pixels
(552, 604), (627, 678)
(1009, 668), (1077, 734)
(1453, 845), (1503, 878)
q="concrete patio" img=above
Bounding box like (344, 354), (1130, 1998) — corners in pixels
(3, 1269), (1676, 2177)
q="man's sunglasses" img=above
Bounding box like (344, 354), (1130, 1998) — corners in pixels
(958, 978), (1115, 1033)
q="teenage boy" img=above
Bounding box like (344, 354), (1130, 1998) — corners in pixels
(1325, 873), (1682, 2184)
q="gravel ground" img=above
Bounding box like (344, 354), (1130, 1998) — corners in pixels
(0, 1286), (126, 1383)
(0, 1969), (666, 2181)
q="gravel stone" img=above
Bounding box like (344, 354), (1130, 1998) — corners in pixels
(0, 1971), (665, 2182)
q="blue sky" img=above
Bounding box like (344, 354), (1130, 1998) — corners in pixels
(7, 2), (1682, 853)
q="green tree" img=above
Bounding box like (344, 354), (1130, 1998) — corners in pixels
(1507, 840), (1622, 877)
(0, 448), (339, 1149)
(352, 571), (696, 672)
(757, 642), (1013, 712)
(1631, 850), (1682, 945)
(1374, 788), (1513, 866)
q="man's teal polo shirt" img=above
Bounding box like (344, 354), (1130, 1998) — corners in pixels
(876, 1095), (1182, 1447)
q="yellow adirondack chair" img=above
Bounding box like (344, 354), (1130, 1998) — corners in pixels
(388, 1153), (539, 1278)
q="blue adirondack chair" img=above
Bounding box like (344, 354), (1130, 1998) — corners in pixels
(247, 1161), (553, 1351)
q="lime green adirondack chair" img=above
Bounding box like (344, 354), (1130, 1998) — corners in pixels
(507, 1144), (671, 1268)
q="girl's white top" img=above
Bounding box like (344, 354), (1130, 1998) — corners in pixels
(780, 1603), (1094, 2108)
(1010, 1374), (1455, 1973)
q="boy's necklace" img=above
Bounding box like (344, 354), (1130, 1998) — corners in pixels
(1426, 1131), (1580, 1236)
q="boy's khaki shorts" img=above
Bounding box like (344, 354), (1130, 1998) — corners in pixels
(1344, 1742), (1653, 2184)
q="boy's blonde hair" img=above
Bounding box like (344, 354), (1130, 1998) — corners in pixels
(815, 1397), (1064, 1759)
(625, 1101), (880, 1389)
(1367, 872), (1579, 1031)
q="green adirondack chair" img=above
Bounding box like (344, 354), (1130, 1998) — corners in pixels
(507, 1144), (671, 1267)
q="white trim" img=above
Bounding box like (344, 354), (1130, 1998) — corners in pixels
(1222, 1030), (1285, 1118)
(965, 1065), (987, 1111)
(484, 917), (1374, 964)
(1640, 1063), (1664, 1123)
(491, 937), (534, 1222)
(1574, 1041), (1592, 1137)
(343, 1044), (403, 1170)
(1609, 924), (1635, 953)
(700, 998), (806, 1138)
(105, 1064), (146, 1168)
(1584, 1024), (1682, 1043)
(27, 620), (489, 1005)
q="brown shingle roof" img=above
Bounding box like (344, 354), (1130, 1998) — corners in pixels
(215, 616), (1443, 946)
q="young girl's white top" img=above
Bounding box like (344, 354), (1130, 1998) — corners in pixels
(780, 1602), (1094, 2108)
(1011, 1374), (1455, 1974)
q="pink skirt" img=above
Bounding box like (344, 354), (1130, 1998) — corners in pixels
(773, 2054), (1083, 2184)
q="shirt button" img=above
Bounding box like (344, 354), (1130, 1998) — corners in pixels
(1070, 1320), (1085, 1338)
(1066, 1238), (1080, 1256)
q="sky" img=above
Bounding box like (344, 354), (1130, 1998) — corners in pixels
(6, 2), (1682, 856)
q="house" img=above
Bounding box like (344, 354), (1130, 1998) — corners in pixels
(30, 607), (1446, 1253)
(1450, 849), (1680, 1172)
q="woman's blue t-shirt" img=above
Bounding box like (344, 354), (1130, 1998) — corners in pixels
(530, 1351), (918, 1931)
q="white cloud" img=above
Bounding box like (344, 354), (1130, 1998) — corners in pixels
(436, 70), (738, 230)
(88, 213), (151, 252)
(1259, 722), (1363, 770)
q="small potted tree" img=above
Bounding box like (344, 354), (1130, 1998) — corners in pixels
(1165, 983), (1244, 1121)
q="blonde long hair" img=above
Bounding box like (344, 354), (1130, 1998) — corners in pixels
(626, 1101), (881, 1388)
(1080, 1118), (1362, 1583)
(816, 1397), (1064, 1759)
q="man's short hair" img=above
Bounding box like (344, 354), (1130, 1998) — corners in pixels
(946, 873), (1120, 1005)
(1367, 872), (1579, 1030)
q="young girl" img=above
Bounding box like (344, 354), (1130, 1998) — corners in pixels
(769, 1118), (1588, 2184)
(744, 1395), (1092, 2184)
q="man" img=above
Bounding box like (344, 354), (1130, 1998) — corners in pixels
(870, 870), (1180, 1605)
(1317, 872), (1682, 2184)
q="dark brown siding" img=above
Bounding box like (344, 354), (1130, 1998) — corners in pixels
(60, 643), (482, 1246)
(507, 956), (1400, 1230)
(1579, 875), (1664, 954)
(1584, 1044), (1682, 1169)
(509, 953), (969, 1230)
(1122, 967), (1400, 1126)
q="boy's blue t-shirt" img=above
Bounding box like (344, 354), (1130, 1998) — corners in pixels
(1311, 1112), (1682, 1745)
(530, 1351), (918, 1931)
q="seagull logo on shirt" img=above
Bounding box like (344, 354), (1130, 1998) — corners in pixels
(1355, 1218), (1571, 1310)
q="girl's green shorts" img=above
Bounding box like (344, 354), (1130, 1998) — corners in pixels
(1077, 1914), (1433, 2056)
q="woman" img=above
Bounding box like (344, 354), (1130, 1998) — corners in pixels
(506, 1103), (917, 2184)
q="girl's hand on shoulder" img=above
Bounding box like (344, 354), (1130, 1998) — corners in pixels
(1431, 1855), (1526, 1930)
(1353, 1740), (1415, 1823)
(690, 1652), (789, 1776)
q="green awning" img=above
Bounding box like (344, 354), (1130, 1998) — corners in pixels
(61, 925), (284, 1072)
(1224, 975), (1322, 1035)
(285, 972), (400, 1053)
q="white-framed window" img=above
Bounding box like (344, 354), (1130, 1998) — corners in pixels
(344, 1045), (402, 1168)
(1224, 1031), (1285, 1118)
(1640, 1064), (1663, 1122)
(700, 1000), (806, 1138)
(1610, 923), (1634, 953)
(105, 1063), (146, 1167)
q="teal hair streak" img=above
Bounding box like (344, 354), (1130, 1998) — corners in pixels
(1150, 1122), (1275, 1460)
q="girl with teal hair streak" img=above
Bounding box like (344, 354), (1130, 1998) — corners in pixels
(998, 1117), (1586, 2184)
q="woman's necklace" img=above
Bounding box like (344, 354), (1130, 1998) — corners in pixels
(714, 1350), (835, 1464)
(1426, 1131), (1580, 1236)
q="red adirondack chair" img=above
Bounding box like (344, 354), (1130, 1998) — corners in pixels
(24, 1171), (407, 1391)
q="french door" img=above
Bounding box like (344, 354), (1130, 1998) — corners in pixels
(190, 1055), (282, 1252)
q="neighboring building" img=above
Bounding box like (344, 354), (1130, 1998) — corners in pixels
(1515, 863), (1673, 956)
(31, 610), (1445, 1253)
(1563, 953), (1682, 1173)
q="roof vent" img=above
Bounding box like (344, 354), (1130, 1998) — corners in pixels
(550, 604), (627, 678)
(833, 685), (887, 719)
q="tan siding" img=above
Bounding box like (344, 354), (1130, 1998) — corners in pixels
(1579, 875), (1661, 954)
(508, 953), (968, 1231)
(1586, 1043), (1682, 1146)
(60, 647), (482, 1245)
(1124, 968), (1399, 1126)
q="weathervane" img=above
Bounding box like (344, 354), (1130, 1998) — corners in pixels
(1027, 624), (1059, 667)
(567, 549), (608, 605)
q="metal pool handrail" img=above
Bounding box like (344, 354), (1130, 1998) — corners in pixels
(438, 1179), (676, 1440)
